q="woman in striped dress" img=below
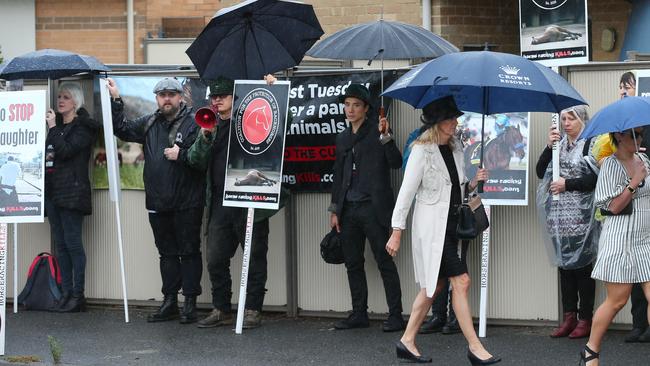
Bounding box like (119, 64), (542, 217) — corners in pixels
(580, 127), (650, 365)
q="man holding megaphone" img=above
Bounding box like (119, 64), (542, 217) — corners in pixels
(187, 75), (277, 330)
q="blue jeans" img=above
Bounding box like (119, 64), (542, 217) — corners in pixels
(46, 200), (86, 296)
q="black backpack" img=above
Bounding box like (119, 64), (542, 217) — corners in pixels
(17, 252), (63, 310)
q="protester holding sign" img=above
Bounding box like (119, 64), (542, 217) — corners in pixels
(106, 77), (205, 324)
(328, 84), (405, 332)
(44, 82), (100, 312)
(535, 105), (600, 339)
(187, 75), (278, 330)
(385, 96), (498, 364)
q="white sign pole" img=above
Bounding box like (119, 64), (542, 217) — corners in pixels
(0, 223), (8, 355)
(551, 66), (561, 201)
(235, 207), (255, 334)
(478, 205), (491, 338)
(12, 224), (17, 314)
(99, 79), (129, 323)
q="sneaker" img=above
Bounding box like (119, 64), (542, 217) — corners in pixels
(334, 312), (369, 330)
(382, 313), (405, 332)
(419, 314), (446, 334)
(197, 309), (232, 328)
(624, 328), (645, 343)
(242, 309), (262, 329)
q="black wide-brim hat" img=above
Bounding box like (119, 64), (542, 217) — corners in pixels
(338, 83), (371, 106)
(420, 95), (463, 125)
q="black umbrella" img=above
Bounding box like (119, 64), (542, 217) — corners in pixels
(0, 48), (110, 80)
(186, 0), (324, 80)
(306, 19), (459, 115)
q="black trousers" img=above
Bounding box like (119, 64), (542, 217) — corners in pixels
(431, 239), (469, 318)
(148, 207), (203, 297)
(207, 201), (269, 312)
(631, 283), (649, 330)
(340, 201), (402, 315)
(559, 264), (595, 320)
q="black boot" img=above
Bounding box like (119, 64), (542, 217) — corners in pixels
(147, 294), (179, 322)
(58, 294), (87, 313)
(51, 291), (71, 312)
(442, 298), (461, 335)
(179, 296), (197, 324)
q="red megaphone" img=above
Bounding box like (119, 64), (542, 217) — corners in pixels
(194, 106), (217, 129)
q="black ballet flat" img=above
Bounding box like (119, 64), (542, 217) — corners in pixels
(467, 349), (501, 365)
(395, 341), (432, 363)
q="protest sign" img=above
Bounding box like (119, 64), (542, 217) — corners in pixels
(461, 112), (530, 205)
(223, 80), (290, 210)
(520, 0), (589, 66)
(0, 90), (46, 223)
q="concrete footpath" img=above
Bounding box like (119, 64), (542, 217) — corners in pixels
(3, 308), (650, 365)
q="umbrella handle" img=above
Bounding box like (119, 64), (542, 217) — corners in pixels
(379, 106), (387, 134)
(477, 180), (484, 194)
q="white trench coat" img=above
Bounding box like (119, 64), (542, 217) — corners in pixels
(391, 141), (467, 297)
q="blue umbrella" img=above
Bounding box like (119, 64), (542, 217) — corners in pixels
(307, 19), (458, 115)
(186, 0), (323, 80)
(383, 51), (587, 191)
(383, 51), (586, 112)
(0, 48), (110, 80)
(580, 97), (650, 139)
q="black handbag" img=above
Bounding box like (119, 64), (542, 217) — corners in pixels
(320, 228), (345, 264)
(456, 184), (489, 240)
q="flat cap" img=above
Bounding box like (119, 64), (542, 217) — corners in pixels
(153, 77), (183, 94)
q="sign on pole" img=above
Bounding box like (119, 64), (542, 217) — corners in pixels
(0, 90), (46, 223)
(226, 80), (290, 334)
(519, 0), (589, 66)
(98, 78), (129, 322)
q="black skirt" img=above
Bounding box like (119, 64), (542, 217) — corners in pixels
(438, 214), (469, 278)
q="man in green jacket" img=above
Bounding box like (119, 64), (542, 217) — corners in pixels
(188, 75), (278, 329)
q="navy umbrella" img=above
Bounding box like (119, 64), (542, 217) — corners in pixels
(383, 51), (587, 191)
(306, 19), (458, 115)
(580, 97), (650, 142)
(0, 48), (110, 80)
(186, 0), (324, 80)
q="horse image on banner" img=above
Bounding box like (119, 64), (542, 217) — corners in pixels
(460, 112), (530, 206)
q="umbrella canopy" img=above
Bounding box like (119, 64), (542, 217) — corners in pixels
(186, 0), (324, 80)
(382, 50), (586, 113)
(0, 48), (110, 80)
(580, 97), (650, 139)
(306, 19), (458, 61)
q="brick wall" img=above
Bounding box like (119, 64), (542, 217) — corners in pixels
(431, 0), (520, 54)
(588, 1), (632, 61)
(34, 0), (634, 65)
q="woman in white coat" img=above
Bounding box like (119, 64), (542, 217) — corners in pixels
(385, 96), (500, 365)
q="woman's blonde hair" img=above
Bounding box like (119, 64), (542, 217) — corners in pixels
(413, 123), (456, 150)
(58, 82), (84, 112)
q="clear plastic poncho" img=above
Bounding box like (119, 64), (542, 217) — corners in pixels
(536, 137), (601, 270)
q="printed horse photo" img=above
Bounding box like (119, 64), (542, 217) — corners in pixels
(464, 125), (525, 177)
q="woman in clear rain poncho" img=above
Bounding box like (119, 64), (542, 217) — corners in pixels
(535, 105), (601, 339)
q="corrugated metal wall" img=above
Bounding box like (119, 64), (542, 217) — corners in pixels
(8, 190), (287, 308)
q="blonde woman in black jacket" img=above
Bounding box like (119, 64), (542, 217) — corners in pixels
(45, 82), (99, 312)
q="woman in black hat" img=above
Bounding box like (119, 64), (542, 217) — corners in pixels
(386, 96), (500, 365)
